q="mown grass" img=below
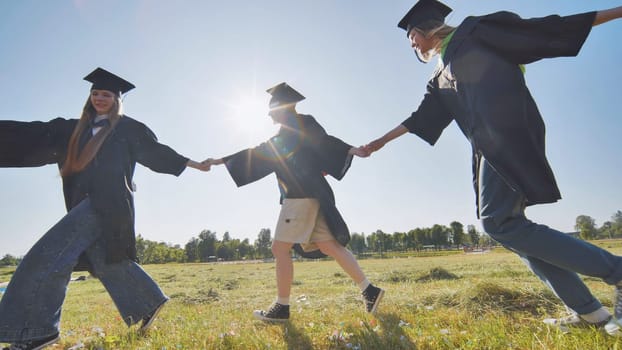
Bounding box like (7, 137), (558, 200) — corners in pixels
(2, 242), (622, 349)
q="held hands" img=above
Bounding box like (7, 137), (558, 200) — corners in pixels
(364, 138), (387, 154)
(348, 138), (387, 159)
(201, 158), (224, 169)
(360, 125), (407, 156)
(187, 158), (224, 172)
(348, 146), (371, 158)
(187, 160), (211, 172)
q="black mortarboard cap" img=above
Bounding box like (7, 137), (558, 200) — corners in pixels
(398, 0), (452, 35)
(83, 67), (135, 96)
(266, 82), (305, 109)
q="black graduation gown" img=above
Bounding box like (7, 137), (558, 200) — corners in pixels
(401, 11), (596, 213)
(0, 116), (189, 269)
(223, 114), (353, 258)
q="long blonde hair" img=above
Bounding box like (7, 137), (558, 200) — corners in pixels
(412, 20), (456, 62)
(60, 94), (123, 176)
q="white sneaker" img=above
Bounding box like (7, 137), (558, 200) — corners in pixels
(543, 312), (610, 333)
(605, 318), (622, 336)
(543, 313), (582, 333)
(604, 282), (622, 336)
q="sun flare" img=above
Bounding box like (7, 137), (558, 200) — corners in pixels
(225, 94), (275, 138)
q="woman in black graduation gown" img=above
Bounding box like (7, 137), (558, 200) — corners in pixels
(364, 0), (622, 335)
(206, 83), (384, 322)
(0, 68), (208, 349)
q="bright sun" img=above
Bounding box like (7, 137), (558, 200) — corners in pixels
(225, 94), (275, 138)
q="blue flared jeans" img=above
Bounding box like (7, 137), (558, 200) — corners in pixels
(479, 157), (622, 314)
(0, 198), (168, 343)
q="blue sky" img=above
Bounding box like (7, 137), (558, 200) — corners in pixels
(1, 1), (621, 256)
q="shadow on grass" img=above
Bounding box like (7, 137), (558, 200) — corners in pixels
(342, 312), (417, 350)
(266, 314), (417, 350)
(280, 322), (315, 350)
(67, 331), (139, 350)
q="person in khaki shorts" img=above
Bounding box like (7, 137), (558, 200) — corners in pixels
(206, 82), (384, 322)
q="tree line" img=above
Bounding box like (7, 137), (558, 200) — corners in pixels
(2, 210), (622, 266)
(575, 210), (622, 240)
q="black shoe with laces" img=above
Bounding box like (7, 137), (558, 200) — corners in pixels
(362, 284), (384, 314)
(253, 303), (290, 322)
(2, 333), (60, 350)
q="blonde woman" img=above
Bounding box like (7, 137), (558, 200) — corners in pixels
(0, 68), (208, 349)
(365, 0), (622, 335)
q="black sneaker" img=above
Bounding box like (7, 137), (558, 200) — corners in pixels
(362, 284), (384, 314)
(253, 303), (290, 322)
(2, 333), (59, 350)
(139, 299), (168, 333)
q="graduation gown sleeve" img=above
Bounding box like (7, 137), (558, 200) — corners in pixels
(318, 135), (353, 180)
(127, 121), (189, 176)
(472, 11), (596, 65)
(301, 115), (354, 181)
(401, 82), (453, 145)
(223, 141), (277, 187)
(0, 118), (75, 167)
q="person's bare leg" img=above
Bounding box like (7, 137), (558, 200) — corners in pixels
(316, 239), (384, 313)
(272, 240), (294, 302)
(316, 240), (365, 284)
(253, 240), (294, 322)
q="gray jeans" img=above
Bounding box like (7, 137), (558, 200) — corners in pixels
(479, 158), (622, 314)
(0, 198), (168, 343)
(478, 157), (622, 314)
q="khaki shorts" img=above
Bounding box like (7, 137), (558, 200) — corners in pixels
(274, 198), (334, 252)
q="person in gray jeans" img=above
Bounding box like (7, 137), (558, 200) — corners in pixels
(0, 67), (208, 350)
(364, 0), (622, 335)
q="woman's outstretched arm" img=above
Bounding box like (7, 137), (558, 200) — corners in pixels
(593, 6), (622, 26)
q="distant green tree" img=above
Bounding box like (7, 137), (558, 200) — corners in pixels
(255, 228), (272, 258)
(383, 231), (395, 252)
(467, 225), (480, 247)
(185, 237), (200, 262)
(430, 224), (449, 247)
(348, 233), (367, 254)
(237, 238), (254, 259)
(367, 230), (390, 257)
(392, 232), (407, 251)
(404, 230), (417, 250)
(479, 232), (496, 247)
(132, 238), (186, 264)
(198, 230), (218, 261)
(168, 245), (186, 262)
(410, 228), (429, 249)
(611, 210), (622, 238)
(135, 235), (147, 261)
(0, 254), (19, 266)
(600, 221), (614, 239)
(449, 221), (465, 247)
(143, 241), (165, 264)
(222, 231), (231, 242)
(216, 243), (233, 260)
(575, 215), (597, 240)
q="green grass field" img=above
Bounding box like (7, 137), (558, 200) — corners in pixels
(3, 241), (622, 349)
